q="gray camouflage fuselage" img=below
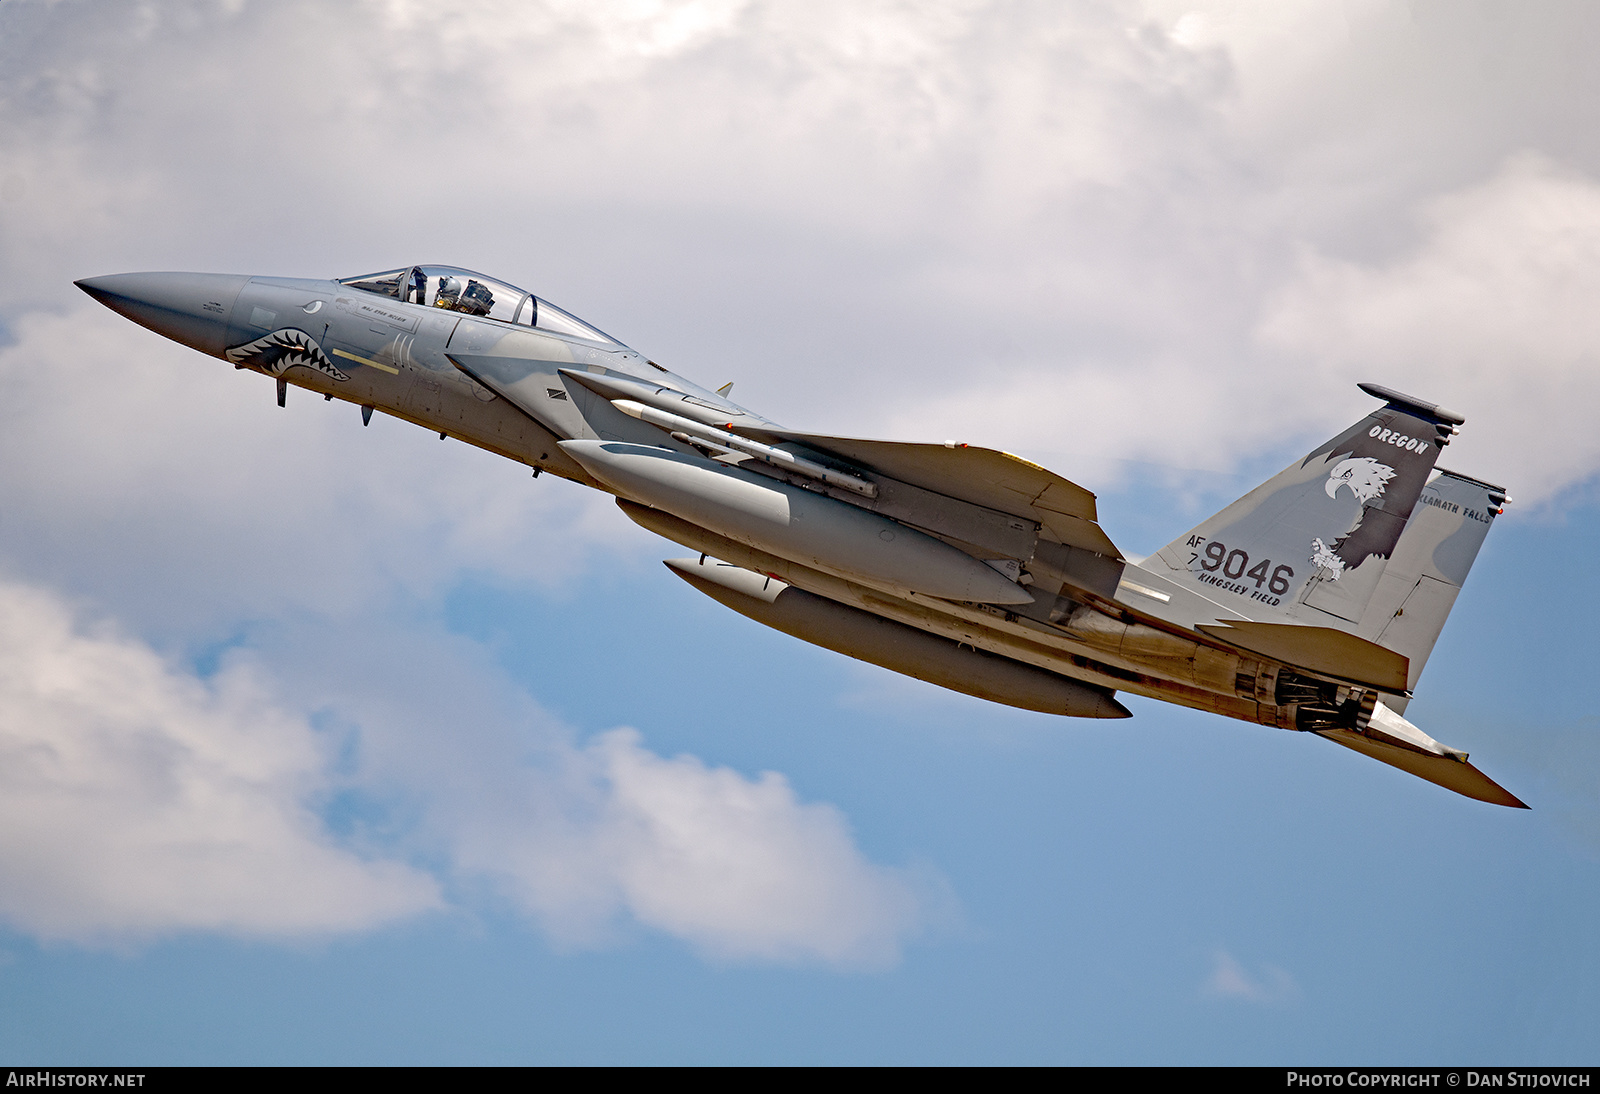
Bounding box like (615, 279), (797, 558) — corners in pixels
(75, 265), (1523, 807)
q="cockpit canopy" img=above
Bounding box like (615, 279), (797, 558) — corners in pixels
(338, 265), (620, 346)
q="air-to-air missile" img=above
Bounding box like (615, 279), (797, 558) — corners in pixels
(76, 264), (1525, 807)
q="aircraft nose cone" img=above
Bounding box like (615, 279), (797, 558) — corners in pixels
(75, 272), (253, 359)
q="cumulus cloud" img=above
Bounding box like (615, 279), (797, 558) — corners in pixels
(0, 578), (929, 963)
(247, 604), (935, 968)
(5, 0), (1600, 502)
(1260, 153), (1600, 504)
(879, 157), (1600, 513)
(593, 732), (923, 964)
(0, 579), (440, 941)
(2, 0), (1600, 967)
(1202, 948), (1299, 1005)
(453, 729), (928, 965)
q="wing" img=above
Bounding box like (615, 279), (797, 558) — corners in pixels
(737, 428), (1121, 559)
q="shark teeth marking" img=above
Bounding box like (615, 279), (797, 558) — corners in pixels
(225, 328), (349, 381)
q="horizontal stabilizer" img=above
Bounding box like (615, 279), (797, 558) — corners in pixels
(1197, 620), (1410, 692)
(1317, 728), (1527, 808)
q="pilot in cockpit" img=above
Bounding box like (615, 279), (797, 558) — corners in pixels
(433, 275), (462, 311)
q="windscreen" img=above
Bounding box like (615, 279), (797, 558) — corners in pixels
(339, 266), (624, 345)
(517, 296), (621, 345)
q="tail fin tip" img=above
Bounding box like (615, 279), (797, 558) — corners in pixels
(1356, 382), (1465, 426)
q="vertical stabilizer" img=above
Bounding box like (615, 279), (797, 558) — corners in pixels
(1352, 469), (1507, 696)
(1149, 384), (1465, 629)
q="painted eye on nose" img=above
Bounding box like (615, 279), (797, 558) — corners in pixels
(302, 300), (323, 313)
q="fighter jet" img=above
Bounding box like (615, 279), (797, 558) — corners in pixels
(75, 265), (1525, 807)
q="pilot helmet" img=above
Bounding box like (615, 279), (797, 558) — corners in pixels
(433, 276), (461, 308)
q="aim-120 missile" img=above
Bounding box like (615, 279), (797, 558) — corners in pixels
(558, 438), (1035, 605)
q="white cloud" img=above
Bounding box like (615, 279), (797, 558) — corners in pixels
(1259, 153), (1600, 504)
(455, 729), (929, 966)
(249, 610), (937, 968)
(1202, 948), (1299, 1005)
(0, 577), (931, 964)
(596, 730), (920, 963)
(6, 0), (1598, 498)
(878, 151), (1600, 511)
(0, 578), (440, 942)
(1, 0), (1598, 966)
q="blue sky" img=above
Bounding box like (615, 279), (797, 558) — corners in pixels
(0, 0), (1597, 1064)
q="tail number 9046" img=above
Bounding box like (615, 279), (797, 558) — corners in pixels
(1194, 541), (1294, 596)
